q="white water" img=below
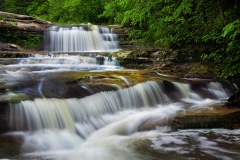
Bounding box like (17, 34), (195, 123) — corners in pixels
(8, 80), (240, 160)
(20, 55), (97, 65)
(0, 25), (121, 75)
(1, 24), (240, 160)
(0, 54), (121, 75)
(44, 25), (120, 52)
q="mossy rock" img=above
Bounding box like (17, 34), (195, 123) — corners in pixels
(0, 93), (29, 103)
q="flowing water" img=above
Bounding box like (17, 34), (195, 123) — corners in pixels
(44, 25), (119, 52)
(1, 25), (240, 160)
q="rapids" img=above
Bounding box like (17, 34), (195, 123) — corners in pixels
(0, 24), (240, 160)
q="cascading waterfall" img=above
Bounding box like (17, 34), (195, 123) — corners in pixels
(0, 24), (121, 79)
(6, 78), (240, 160)
(1, 23), (240, 160)
(44, 25), (120, 52)
(1, 54), (121, 74)
(10, 81), (166, 133)
(10, 80), (234, 134)
(20, 55), (97, 65)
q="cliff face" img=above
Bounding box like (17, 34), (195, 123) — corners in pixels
(0, 11), (50, 31)
(0, 11), (51, 52)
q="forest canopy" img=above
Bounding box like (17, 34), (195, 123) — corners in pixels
(0, 0), (239, 80)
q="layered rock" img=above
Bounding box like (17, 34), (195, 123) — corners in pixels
(0, 11), (51, 52)
(0, 11), (50, 32)
(0, 42), (20, 52)
(171, 106), (240, 130)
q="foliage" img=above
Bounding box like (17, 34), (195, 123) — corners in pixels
(0, 53), (17, 58)
(26, 0), (106, 24)
(0, 0), (240, 80)
(0, 0), (31, 15)
(203, 19), (240, 78)
(0, 29), (42, 48)
(101, 0), (240, 80)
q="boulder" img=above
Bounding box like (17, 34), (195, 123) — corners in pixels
(171, 106), (240, 130)
(227, 88), (240, 106)
(0, 42), (20, 51)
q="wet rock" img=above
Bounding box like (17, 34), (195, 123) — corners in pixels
(227, 89), (240, 107)
(96, 56), (105, 65)
(0, 43), (20, 52)
(0, 93), (29, 103)
(0, 133), (23, 158)
(171, 106), (240, 130)
(0, 103), (11, 134)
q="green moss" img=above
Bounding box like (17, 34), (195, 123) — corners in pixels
(0, 93), (29, 103)
(0, 29), (42, 48)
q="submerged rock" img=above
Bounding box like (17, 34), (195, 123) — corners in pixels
(0, 133), (23, 158)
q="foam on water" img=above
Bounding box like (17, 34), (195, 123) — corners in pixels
(2, 23), (240, 160)
(44, 25), (120, 52)
(6, 76), (239, 160)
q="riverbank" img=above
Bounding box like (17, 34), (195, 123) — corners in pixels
(0, 11), (230, 84)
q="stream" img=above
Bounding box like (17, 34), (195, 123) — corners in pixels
(0, 25), (240, 160)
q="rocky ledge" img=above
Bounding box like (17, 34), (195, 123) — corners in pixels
(0, 11), (51, 52)
(171, 105), (240, 130)
(0, 11), (50, 32)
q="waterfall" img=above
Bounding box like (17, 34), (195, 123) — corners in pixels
(10, 81), (165, 134)
(7, 80), (239, 160)
(19, 55), (97, 65)
(2, 21), (240, 160)
(2, 54), (121, 74)
(44, 25), (120, 52)
(9, 80), (233, 136)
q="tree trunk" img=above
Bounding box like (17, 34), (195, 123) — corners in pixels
(217, 0), (225, 25)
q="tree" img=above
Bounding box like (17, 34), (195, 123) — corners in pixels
(0, 0), (239, 81)
(27, 0), (106, 24)
(101, 0), (240, 80)
(0, 0), (31, 15)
